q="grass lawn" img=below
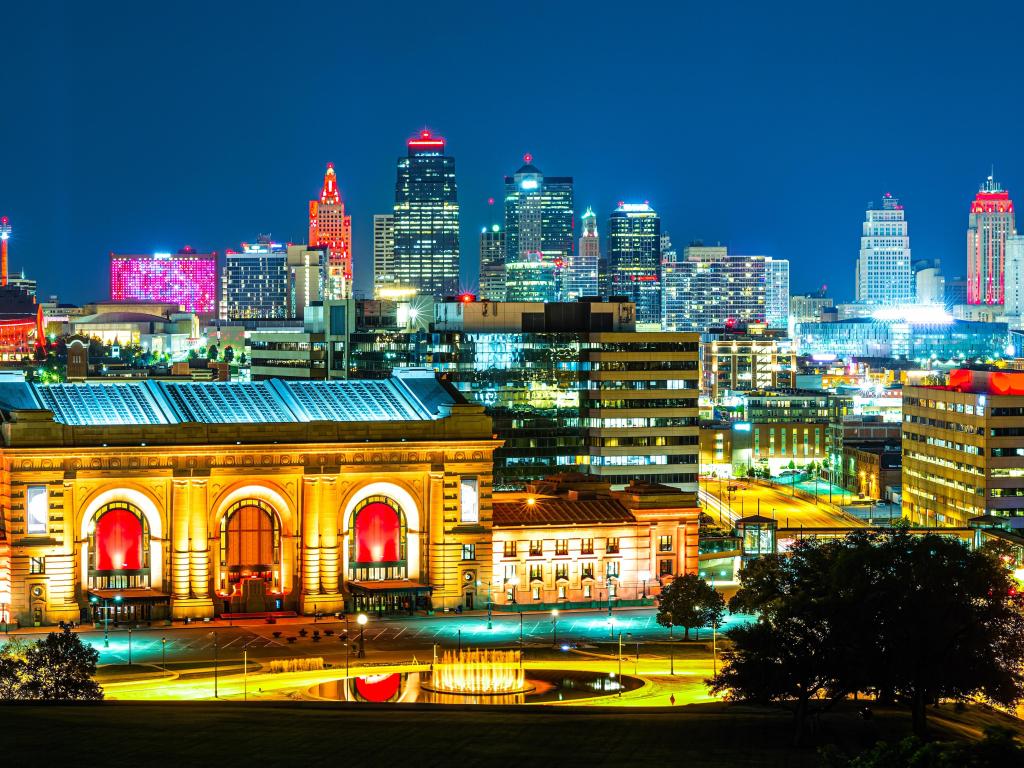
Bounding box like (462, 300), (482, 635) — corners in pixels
(1, 700), (1019, 767)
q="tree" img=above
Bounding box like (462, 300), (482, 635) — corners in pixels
(239, 352), (247, 365)
(709, 529), (1024, 742)
(187, 348), (199, 362)
(0, 628), (103, 701)
(656, 573), (725, 640)
(223, 345), (235, 364)
(207, 344), (219, 361)
(820, 727), (1024, 767)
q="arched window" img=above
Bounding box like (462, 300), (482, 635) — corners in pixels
(219, 500), (280, 592)
(88, 502), (150, 589)
(348, 496), (407, 581)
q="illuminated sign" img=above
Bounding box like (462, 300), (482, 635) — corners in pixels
(734, 422), (752, 432)
(520, 178), (539, 191)
(26, 485), (48, 535)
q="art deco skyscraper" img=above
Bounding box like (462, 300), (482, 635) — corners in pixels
(570, 207), (600, 300)
(607, 202), (662, 325)
(308, 163), (353, 300)
(392, 130), (460, 299)
(855, 193), (913, 305)
(968, 174), (1015, 305)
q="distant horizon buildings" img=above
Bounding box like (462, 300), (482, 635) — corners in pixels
(967, 174), (1015, 305)
(110, 247), (218, 316)
(503, 156), (574, 303)
(855, 193), (913, 306)
(607, 202), (662, 325)
(572, 207), (600, 300)
(308, 163), (353, 301)
(478, 224), (506, 301)
(372, 213), (395, 297)
(392, 130), (460, 300)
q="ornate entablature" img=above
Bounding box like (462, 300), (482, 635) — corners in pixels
(0, 372), (500, 627)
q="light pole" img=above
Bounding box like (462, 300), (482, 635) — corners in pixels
(127, 627), (133, 665)
(356, 613), (367, 658)
(551, 609), (558, 646)
(1, 602), (7, 633)
(507, 574), (519, 606)
(457, 628), (462, 654)
(638, 570), (651, 600)
(476, 579), (492, 630)
(617, 631), (624, 695)
(213, 631), (219, 699)
(161, 637), (167, 673)
(518, 611), (524, 669)
(669, 624), (675, 675)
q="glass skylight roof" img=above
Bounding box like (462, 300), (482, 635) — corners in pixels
(8, 373), (453, 427)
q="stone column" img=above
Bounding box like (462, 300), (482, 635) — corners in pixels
(189, 479), (210, 600)
(301, 476), (321, 598)
(171, 479), (191, 600)
(427, 469), (447, 606)
(319, 477), (340, 595)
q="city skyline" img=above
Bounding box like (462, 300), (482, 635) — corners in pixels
(4, 3), (1024, 304)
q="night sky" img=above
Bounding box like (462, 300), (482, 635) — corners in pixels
(4, 1), (1023, 304)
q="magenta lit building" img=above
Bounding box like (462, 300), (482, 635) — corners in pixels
(110, 247), (218, 316)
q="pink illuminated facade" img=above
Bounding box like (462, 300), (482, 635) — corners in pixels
(967, 175), (1015, 305)
(110, 247), (218, 315)
(309, 164), (353, 300)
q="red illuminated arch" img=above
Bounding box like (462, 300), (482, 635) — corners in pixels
(350, 496), (406, 565)
(354, 673), (402, 702)
(95, 507), (143, 571)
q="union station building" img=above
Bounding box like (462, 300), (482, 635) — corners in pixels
(0, 370), (700, 627)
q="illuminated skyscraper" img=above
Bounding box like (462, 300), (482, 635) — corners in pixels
(855, 193), (913, 305)
(607, 202), (661, 325)
(110, 247), (218, 316)
(479, 225), (506, 301)
(503, 156), (574, 302)
(662, 245), (767, 332)
(393, 130), (460, 299)
(222, 235), (288, 320)
(765, 257), (790, 329)
(309, 163), (353, 300)
(372, 214), (395, 295)
(287, 244), (325, 319)
(570, 207), (600, 300)
(968, 174), (1015, 305)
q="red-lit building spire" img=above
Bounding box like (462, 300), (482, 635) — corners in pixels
(309, 163), (352, 300)
(0, 216), (10, 287)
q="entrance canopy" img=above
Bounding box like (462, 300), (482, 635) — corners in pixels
(347, 580), (432, 595)
(87, 588), (170, 602)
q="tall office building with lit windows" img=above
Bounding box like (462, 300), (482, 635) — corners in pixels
(110, 247), (218, 317)
(968, 174), (1015, 305)
(308, 163), (353, 300)
(372, 214), (395, 295)
(855, 193), (913, 305)
(221, 236), (288, 320)
(765, 257), (790, 329)
(661, 244), (767, 332)
(392, 130), (460, 299)
(571, 207), (600, 300)
(503, 156), (574, 302)
(606, 203), (661, 325)
(479, 225), (506, 301)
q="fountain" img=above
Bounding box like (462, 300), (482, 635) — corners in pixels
(422, 649), (534, 695)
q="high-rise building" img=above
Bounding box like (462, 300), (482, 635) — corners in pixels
(392, 130), (460, 299)
(765, 257), (790, 329)
(502, 155), (574, 302)
(372, 214), (395, 295)
(479, 225), (506, 301)
(308, 163), (352, 301)
(914, 259), (945, 305)
(1003, 236), (1024, 328)
(855, 193), (913, 305)
(110, 247), (218, 316)
(662, 244), (766, 332)
(607, 202), (661, 325)
(790, 292), (833, 325)
(287, 244), (325, 319)
(968, 174), (1015, 305)
(571, 207), (600, 300)
(221, 236), (288, 320)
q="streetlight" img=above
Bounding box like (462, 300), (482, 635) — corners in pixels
(638, 570), (651, 600)
(518, 612), (524, 669)
(476, 578), (493, 630)
(550, 609), (559, 646)
(457, 628), (462, 654)
(507, 574), (519, 605)
(617, 632), (625, 695)
(161, 637), (167, 673)
(1, 602), (7, 633)
(212, 631), (219, 699)
(356, 613), (367, 658)
(127, 627), (133, 665)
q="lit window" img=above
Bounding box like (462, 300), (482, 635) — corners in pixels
(581, 538), (594, 555)
(658, 535), (673, 552)
(503, 541), (517, 558)
(459, 477), (479, 523)
(583, 584), (592, 598)
(555, 539), (568, 556)
(531, 586), (541, 601)
(606, 538), (620, 554)
(30, 556), (45, 575)
(461, 544), (476, 561)
(26, 486), (48, 535)
(529, 540), (543, 556)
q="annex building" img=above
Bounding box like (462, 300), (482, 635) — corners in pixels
(0, 371), (700, 627)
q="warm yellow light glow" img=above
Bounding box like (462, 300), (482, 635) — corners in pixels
(356, 613), (368, 626)
(1014, 568), (1024, 584)
(428, 649), (528, 694)
(526, 497), (536, 506)
(551, 609), (559, 618)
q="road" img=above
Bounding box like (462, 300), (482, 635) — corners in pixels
(5, 608), (751, 668)
(701, 478), (868, 529)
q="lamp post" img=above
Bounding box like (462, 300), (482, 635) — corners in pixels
(1, 602), (7, 633)
(457, 628), (462, 654)
(476, 579), (492, 630)
(356, 613), (367, 658)
(518, 611), (524, 669)
(617, 631), (624, 695)
(127, 627), (133, 665)
(638, 570), (651, 601)
(161, 637), (167, 673)
(213, 631), (219, 699)
(507, 574), (519, 606)
(551, 609), (558, 646)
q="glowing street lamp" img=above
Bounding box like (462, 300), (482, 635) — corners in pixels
(507, 574), (520, 605)
(356, 613), (368, 658)
(638, 570), (651, 600)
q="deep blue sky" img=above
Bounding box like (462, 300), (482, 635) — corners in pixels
(3, 1), (1022, 303)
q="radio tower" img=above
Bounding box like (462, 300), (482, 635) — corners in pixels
(0, 216), (10, 287)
